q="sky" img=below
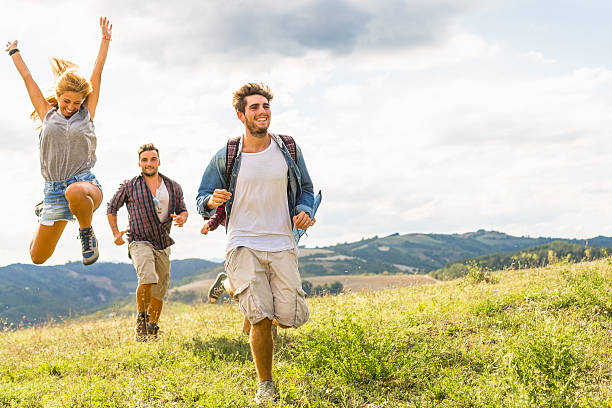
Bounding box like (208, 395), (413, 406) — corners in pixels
(1, 0), (612, 266)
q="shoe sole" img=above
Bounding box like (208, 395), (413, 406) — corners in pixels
(254, 394), (278, 404)
(83, 252), (99, 265)
(208, 272), (227, 303)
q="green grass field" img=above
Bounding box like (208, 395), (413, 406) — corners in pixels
(1, 259), (610, 407)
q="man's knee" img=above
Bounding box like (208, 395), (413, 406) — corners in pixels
(251, 318), (274, 337)
(273, 291), (310, 329)
(276, 321), (291, 329)
(252, 317), (272, 328)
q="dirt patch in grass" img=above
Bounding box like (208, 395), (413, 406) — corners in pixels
(305, 274), (437, 292)
(173, 274), (437, 294)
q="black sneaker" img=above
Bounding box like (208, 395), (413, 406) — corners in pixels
(147, 322), (159, 341)
(78, 226), (99, 265)
(134, 313), (148, 342)
(208, 272), (227, 303)
(34, 200), (44, 218)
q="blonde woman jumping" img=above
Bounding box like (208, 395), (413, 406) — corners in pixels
(6, 17), (112, 265)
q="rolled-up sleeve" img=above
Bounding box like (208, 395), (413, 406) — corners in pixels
(107, 181), (128, 216)
(174, 183), (188, 215)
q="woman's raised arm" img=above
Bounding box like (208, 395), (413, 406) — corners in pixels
(85, 17), (112, 120)
(5, 41), (51, 122)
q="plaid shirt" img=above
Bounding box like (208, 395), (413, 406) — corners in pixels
(204, 206), (226, 231)
(107, 173), (187, 250)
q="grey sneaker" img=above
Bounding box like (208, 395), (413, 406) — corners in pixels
(34, 200), (44, 218)
(208, 272), (227, 303)
(78, 226), (99, 265)
(134, 313), (148, 342)
(254, 380), (278, 404)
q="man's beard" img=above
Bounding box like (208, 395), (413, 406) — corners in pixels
(246, 116), (269, 137)
(142, 168), (158, 177)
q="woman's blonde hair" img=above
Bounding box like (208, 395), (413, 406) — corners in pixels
(31, 58), (92, 121)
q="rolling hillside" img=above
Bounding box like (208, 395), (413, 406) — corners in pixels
(299, 229), (556, 275)
(431, 240), (612, 280)
(0, 259), (220, 327)
(2, 229), (609, 327)
(0, 259), (609, 406)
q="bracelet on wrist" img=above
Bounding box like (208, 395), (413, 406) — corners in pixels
(102, 36), (112, 41)
(8, 48), (19, 56)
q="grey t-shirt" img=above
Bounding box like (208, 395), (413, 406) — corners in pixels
(39, 105), (97, 181)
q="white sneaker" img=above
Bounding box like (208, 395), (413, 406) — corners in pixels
(254, 380), (278, 404)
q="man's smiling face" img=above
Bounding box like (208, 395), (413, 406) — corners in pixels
(241, 94), (271, 137)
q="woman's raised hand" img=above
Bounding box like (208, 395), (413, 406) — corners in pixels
(100, 17), (112, 40)
(5, 40), (18, 52)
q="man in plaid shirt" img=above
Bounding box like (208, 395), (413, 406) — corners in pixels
(107, 143), (188, 341)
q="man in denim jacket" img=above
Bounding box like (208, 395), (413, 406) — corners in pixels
(196, 83), (315, 404)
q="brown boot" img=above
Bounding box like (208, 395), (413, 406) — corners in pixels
(134, 312), (148, 342)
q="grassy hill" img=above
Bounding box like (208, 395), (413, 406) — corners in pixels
(0, 259), (609, 407)
(3, 229), (610, 328)
(431, 240), (612, 280)
(301, 229), (556, 275)
(0, 259), (220, 327)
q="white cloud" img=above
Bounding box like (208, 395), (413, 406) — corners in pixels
(350, 31), (499, 72)
(522, 51), (557, 64)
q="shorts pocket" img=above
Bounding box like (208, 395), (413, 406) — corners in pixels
(235, 282), (273, 325)
(224, 247), (240, 271)
(294, 287), (310, 328)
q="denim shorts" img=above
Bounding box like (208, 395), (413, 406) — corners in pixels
(39, 171), (102, 226)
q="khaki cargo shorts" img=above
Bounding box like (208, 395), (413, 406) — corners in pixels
(129, 241), (171, 300)
(225, 246), (309, 328)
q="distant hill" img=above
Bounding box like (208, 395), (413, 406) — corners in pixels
(430, 240), (612, 280)
(299, 229), (556, 275)
(0, 259), (219, 327)
(2, 229), (609, 327)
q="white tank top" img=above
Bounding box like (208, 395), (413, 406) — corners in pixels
(227, 141), (294, 252)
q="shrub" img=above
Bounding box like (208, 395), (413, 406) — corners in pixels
(509, 326), (588, 407)
(465, 261), (499, 284)
(289, 312), (398, 385)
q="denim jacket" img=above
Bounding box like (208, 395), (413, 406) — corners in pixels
(196, 133), (315, 242)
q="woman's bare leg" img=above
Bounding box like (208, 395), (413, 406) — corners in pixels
(29, 221), (68, 264)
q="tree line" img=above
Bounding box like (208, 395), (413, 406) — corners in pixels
(430, 241), (611, 280)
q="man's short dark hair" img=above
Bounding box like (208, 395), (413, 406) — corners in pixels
(232, 83), (274, 113)
(138, 143), (159, 158)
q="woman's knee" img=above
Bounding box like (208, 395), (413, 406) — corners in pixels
(66, 182), (102, 209)
(65, 183), (87, 201)
(30, 249), (49, 265)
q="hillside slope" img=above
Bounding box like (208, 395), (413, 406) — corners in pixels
(431, 240), (612, 280)
(0, 259), (219, 326)
(3, 229), (609, 327)
(0, 259), (609, 407)
(301, 229), (555, 275)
